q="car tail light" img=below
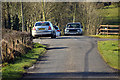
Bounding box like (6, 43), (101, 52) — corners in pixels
(57, 30), (60, 32)
(32, 27), (36, 30)
(48, 26), (51, 30)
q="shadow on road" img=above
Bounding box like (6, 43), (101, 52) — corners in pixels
(46, 47), (68, 50)
(22, 72), (119, 80)
(56, 36), (88, 40)
(37, 56), (48, 62)
(36, 36), (89, 40)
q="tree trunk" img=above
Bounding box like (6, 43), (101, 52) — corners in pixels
(21, 2), (24, 32)
(42, 1), (46, 21)
(73, 4), (76, 23)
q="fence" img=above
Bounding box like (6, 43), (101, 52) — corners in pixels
(2, 29), (33, 63)
(98, 25), (120, 35)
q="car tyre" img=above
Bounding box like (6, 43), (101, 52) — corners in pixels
(64, 34), (68, 36)
(51, 32), (56, 38)
(32, 36), (35, 39)
(60, 33), (61, 36)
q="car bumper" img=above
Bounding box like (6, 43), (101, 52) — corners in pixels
(65, 32), (82, 35)
(32, 30), (52, 37)
(56, 32), (61, 37)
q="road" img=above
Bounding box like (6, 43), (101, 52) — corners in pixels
(22, 36), (119, 80)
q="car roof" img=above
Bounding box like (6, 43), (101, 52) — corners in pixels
(35, 21), (51, 23)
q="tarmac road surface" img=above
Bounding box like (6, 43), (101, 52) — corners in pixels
(22, 36), (119, 80)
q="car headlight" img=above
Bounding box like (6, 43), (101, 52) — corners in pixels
(65, 29), (69, 32)
(77, 30), (80, 32)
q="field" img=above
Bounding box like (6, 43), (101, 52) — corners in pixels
(99, 5), (120, 25)
(98, 40), (119, 70)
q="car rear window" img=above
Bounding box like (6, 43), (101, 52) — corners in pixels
(53, 26), (58, 30)
(67, 24), (80, 28)
(35, 22), (50, 26)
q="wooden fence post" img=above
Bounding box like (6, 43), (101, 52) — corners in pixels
(5, 43), (8, 61)
(13, 40), (15, 49)
(107, 25), (108, 36)
(22, 37), (24, 44)
(24, 37), (26, 46)
(118, 25), (120, 35)
(15, 39), (18, 51)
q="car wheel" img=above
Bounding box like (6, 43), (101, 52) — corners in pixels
(51, 32), (56, 38)
(60, 33), (61, 36)
(32, 36), (35, 39)
(64, 34), (68, 36)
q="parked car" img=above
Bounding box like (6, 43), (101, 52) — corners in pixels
(32, 21), (56, 38)
(53, 26), (61, 37)
(64, 22), (83, 35)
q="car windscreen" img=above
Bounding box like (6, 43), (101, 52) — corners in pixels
(35, 22), (50, 26)
(67, 24), (80, 28)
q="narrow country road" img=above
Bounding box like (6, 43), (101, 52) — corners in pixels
(22, 36), (118, 80)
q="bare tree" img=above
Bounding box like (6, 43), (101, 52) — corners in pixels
(21, 2), (24, 32)
(2, 2), (105, 35)
(78, 2), (103, 35)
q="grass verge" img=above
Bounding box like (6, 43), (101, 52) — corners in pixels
(98, 40), (120, 70)
(2, 43), (46, 80)
(89, 35), (119, 39)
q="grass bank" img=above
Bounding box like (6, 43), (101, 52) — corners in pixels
(89, 35), (119, 39)
(99, 5), (119, 25)
(2, 43), (46, 80)
(98, 40), (120, 70)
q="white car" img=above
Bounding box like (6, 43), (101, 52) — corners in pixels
(53, 26), (61, 37)
(32, 21), (56, 38)
(65, 22), (83, 35)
